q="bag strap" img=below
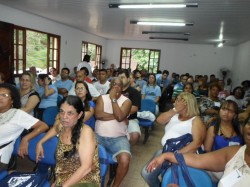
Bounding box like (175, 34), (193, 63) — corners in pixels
(173, 152), (196, 187)
(0, 141), (12, 149)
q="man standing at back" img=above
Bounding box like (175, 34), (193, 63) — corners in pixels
(95, 77), (132, 187)
(118, 69), (141, 145)
(77, 54), (93, 77)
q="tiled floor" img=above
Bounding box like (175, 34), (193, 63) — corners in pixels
(120, 123), (164, 187)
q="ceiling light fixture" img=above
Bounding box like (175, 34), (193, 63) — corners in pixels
(149, 37), (189, 41)
(217, 40), (225, 48)
(109, 3), (198, 9)
(130, 21), (193, 27)
(142, 31), (191, 35)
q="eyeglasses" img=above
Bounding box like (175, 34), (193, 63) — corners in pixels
(0, 93), (10, 98)
(59, 109), (77, 117)
(76, 87), (86, 92)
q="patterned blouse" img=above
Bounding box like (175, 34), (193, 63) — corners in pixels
(54, 127), (100, 186)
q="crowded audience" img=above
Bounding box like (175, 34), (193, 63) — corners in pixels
(1, 64), (250, 187)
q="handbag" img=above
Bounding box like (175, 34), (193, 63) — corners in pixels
(161, 133), (193, 175)
(0, 171), (47, 187)
(170, 153), (196, 187)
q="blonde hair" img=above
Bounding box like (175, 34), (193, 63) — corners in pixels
(20, 72), (36, 89)
(178, 92), (200, 117)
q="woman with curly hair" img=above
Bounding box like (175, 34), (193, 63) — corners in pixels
(36, 95), (100, 187)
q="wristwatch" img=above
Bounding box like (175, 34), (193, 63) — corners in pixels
(112, 98), (117, 103)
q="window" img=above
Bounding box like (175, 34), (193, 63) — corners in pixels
(81, 41), (102, 69)
(120, 48), (160, 73)
(13, 26), (60, 75)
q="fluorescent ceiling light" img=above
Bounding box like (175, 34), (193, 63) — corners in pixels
(130, 21), (193, 27)
(217, 40), (225, 47)
(142, 31), (191, 35)
(138, 22), (185, 26)
(109, 3), (198, 9)
(217, 42), (224, 48)
(150, 37), (189, 41)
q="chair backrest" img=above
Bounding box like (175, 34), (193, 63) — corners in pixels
(140, 99), (156, 114)
(98, 144), (109, 187)
(162, 166), (213, 187)
(28, 133), (58, 166)
(12, 136), (21, 156)
(42, 106), (59, 127)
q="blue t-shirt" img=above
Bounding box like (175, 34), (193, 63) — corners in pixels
(213, 135), (244, 151)
(84, 101), (96, 130)
(37, 85), (58, 108)
(142, 84), (161, 102)
(53, 79), (73, 91)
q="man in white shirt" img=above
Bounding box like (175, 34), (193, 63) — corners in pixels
(77, 54), (93, 77)
(68, 70), (100, 100)
(93, 69), (110, 95)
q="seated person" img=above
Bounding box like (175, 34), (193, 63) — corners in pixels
(95, 77), (132, 187)
(226, 86), (248, 111)
(204, 100), (244, 152)
(141, 73), (161, 115)
(53, 67), (73, 98)
(36, 74), (58, 119)
(36, 95), (100, 187)
(0, 83), (48, 170)
(199, 83), (223, 127)
(171, 74), (188, 102)
(75, 81), (96, 130)
(135, 70), (146, 92)
(19, 72), (40, 116)
(146, 116), (250, 187)
(183, 82), (201, 102)
(141, 92), (206, 187)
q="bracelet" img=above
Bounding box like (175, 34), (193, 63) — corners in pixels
(173, 108), (177, 112)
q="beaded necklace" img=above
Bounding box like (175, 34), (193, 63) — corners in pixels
(0, 108), (17, 126)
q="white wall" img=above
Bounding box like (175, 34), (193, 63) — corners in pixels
(1, 4), (249, 86)
(0, 4), (107, 72)
(232, 40), (250, 87)
(106, 39), (235, 78)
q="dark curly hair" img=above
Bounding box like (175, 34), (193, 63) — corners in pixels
(0, 83), (21, 109)
(60, 95), (85, 158)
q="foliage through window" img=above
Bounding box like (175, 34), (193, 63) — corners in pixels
(82, 41), (102, 70)
(14, 26), (60, 75)
(120, 48), (160, 73)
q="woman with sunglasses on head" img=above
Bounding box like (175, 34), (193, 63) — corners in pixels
(36, 95), (100, 187)
(141, 92), (206, 187)
(75, 81), (96, 130)
(0, 83), (48, 170)
(147, 116), (250, 187)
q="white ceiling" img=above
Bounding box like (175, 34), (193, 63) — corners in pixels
(1, 0), (250, 46)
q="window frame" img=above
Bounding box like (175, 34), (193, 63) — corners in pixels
(81, 41), (102, 69)
(120, 47), (161, 73)
(13, 26), (60, 76)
